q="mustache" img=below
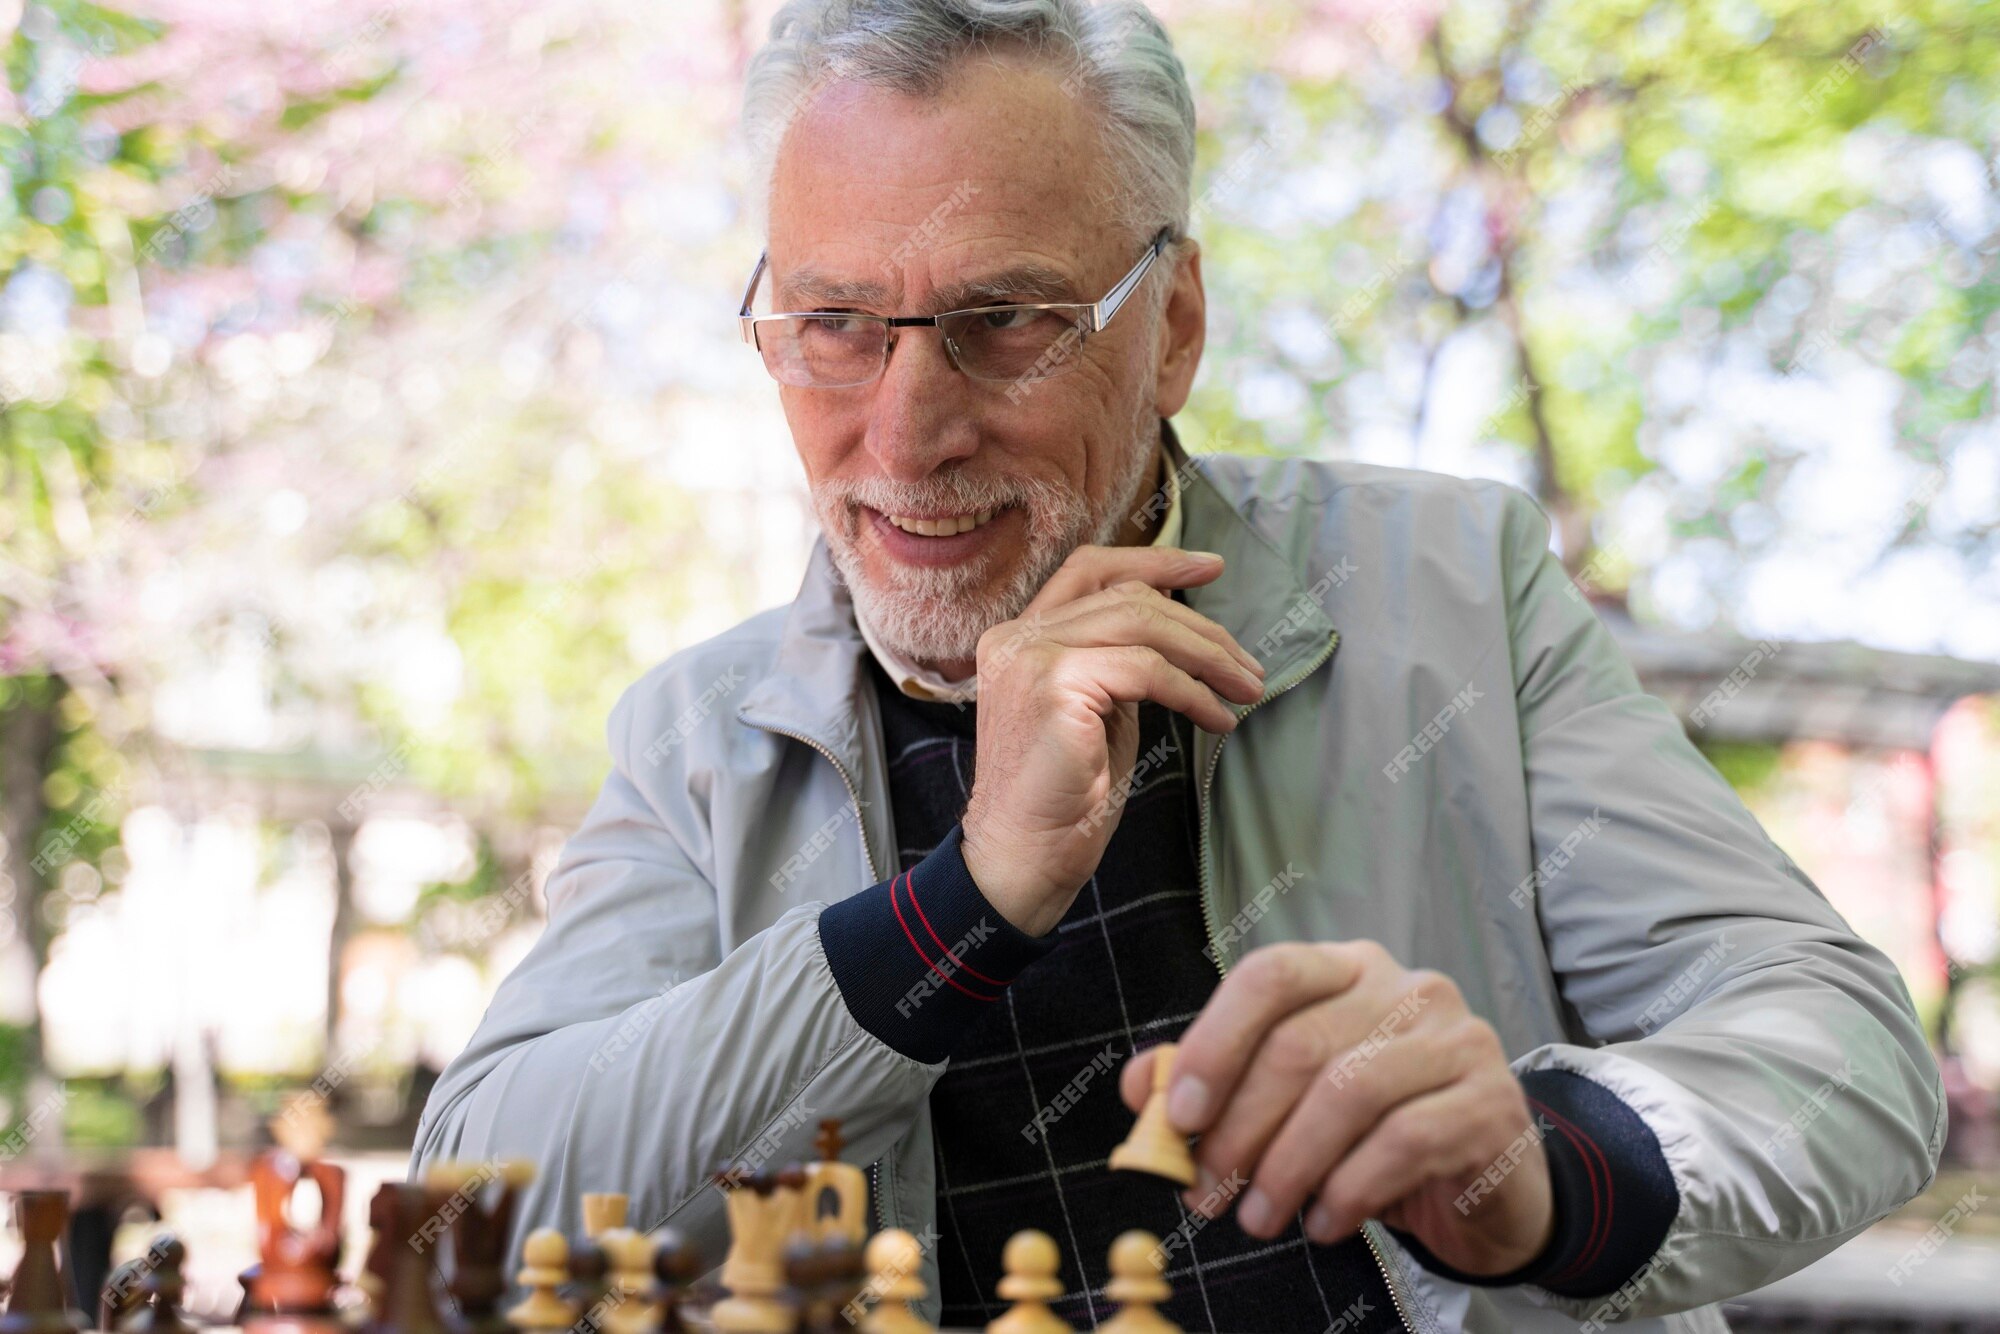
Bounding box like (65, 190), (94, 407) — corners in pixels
(814, 471), (1059, 516)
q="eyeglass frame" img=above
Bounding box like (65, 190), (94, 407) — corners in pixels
(736, 225), (1176, 385)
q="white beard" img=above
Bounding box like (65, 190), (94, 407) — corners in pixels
(811, 409), (1162, 671)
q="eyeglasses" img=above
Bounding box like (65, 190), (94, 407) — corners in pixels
(737, 226), (1173, 390)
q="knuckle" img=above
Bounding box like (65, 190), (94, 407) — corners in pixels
(1235, 943), (1304, 1000)
(1345, 938), (1395, 972)
(1263, 1018), (1327, 1079)
(1114, 578), (1151, 601)
(1407, 967), (1463, 1010)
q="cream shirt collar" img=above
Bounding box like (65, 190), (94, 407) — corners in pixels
(854, 446), (1184, 706)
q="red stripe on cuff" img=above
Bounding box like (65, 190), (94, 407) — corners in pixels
(890, 872), (1000, 1002)
(1532, 1097), (1613, 1287)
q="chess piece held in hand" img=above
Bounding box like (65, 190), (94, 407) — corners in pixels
(1098, 1233), (1179, 1334)
(985, 1231), (1070, 1334)
(0, 1190), (87, 1334)
(1109, 1044), (1197, 1186)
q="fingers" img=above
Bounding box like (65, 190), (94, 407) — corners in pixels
(1233, 1018), (1473, 1236)
(1061, 644), (1241, 734)
(1120, 1044), (1160, 1112)
(1167, 943), (1380, 1136)
(1043, 579), (1264, 681)
(1029, 545), (1228, 613)
(1303, 1082), (1491, 1244)
(1040, 589), (1262, 705)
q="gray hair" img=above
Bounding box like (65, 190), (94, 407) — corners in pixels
(741, 0), (1195, 244)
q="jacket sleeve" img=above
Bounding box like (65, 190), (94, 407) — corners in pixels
(406, 675), (946, 1269)
(1495, 487), (1945, 1318)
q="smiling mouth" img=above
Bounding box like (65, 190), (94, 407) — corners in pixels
(874, 507), (1002, 537)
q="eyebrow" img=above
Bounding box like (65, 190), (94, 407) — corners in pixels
(779, 260), (1081, 313)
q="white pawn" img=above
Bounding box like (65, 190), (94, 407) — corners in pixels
(506, 1228), (578, 1333)
(860, 1229), (933, 1334)
(1099, 1232), (1180, 1334)
(986, 1230), (1071, 1334)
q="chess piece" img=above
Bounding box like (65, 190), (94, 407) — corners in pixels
(100, 1256), (150, 1333)
(985, 1231), (1070, 1334)
(123, 1236), (197, 1334)
(580, 1195), (628, 1240)
(505, 1230), (577, 1334)
(0, 1190), (87, 1334)
(243, 1098), (347, 1332)
(594, 1231), (658, 1334)
(436, 1164), (522, 1334)
(1097, 1233), (1178, 1334)
(804, 1120), (868, 1246)
(565, 1241), (611, 1334)
(649, 1233), (701, 1334)
(711, 1166), (808, 1334)
(1108, 1045), (1196, 1186)
(782, 1240), (833, 1333)
(856, 1231), (929, 1334)
(359, 1185), (450, 1334)
(820, 1238), (865, 1332)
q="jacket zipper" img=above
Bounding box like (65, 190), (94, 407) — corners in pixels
(1193, 631), (1421, 1330)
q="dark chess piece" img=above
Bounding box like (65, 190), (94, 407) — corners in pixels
(818, 1239), (864, 1332)
(359, 1183), (451, 1334)
(0, 1190), (86, 1334)
(649, 1234), (700, 1334)
(244, 1097), (347, 1334)
(99, 1257), (150, 1332)
(437, 1164), (519, 1334)
(565, 1241), (611, 1334)
(123, 1237), (197, 1334)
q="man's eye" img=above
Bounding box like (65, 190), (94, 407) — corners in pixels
(978, 308), (1039, 331)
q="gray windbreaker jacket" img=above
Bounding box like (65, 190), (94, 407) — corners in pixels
(413, 431), (1944, 1332)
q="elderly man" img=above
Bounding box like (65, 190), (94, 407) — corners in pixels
(414, 1), (1943, 1329)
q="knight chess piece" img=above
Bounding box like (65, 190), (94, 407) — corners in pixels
(1108, 1045), (1197, 1186)
(122, 1236), (197, 1334)
(0, 1190), (86, 1334)
(985, 1231), (1070, 1334)
(1098, 1233), (1178, 1334)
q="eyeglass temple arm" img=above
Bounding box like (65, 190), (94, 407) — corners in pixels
(1087, 227), (1173, 332)
(737, 252), (770, 343)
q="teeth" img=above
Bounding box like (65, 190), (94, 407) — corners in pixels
(885, 508), (1000, 537)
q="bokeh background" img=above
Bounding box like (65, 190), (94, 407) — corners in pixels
(2, 0), (1998, 1323)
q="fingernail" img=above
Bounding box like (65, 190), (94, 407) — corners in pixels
(1188, 550), (1223, 564)
(1194, 1165), (1218, 1197)
(1238, 1187), (1276, 1236)
(1166, 1076), (1209, 1130)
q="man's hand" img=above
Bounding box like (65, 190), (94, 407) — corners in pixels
(959, 545), (1265, 937)
(1121, 942), (1554, 1276)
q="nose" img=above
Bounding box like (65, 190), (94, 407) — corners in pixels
(863, 324), (979, 484)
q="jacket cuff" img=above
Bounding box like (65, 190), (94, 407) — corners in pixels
(816, 825), (1057, 1064)
(1392, 1068), (1679, 1298)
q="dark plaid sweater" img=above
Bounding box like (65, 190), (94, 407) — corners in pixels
(818, 655), (1679, 1329)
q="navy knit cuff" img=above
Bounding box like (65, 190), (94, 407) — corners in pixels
(817, 826), (1058, 1064)
(1392, 1068), (1679, 1299)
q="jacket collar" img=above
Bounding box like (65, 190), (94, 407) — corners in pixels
(735, 421), (1339, 771)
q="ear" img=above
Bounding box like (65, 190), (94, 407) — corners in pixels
(1152, 238), (1207, 418)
